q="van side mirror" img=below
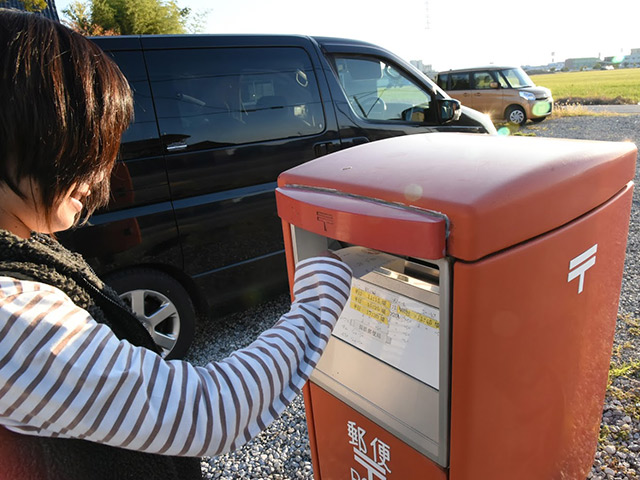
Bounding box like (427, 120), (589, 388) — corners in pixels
(490, 81), (499, 89)
(402, 106), (427, 122)
(439, 99), (461, 123)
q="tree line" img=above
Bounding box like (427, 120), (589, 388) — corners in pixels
(17, 0), (205, 35)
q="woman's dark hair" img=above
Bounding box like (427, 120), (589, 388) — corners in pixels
(0, 9), (133, 226)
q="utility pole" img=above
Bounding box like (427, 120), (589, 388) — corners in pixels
(424, 0), (431, 31)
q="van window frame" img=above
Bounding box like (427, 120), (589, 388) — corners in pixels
(327, 53), (438, 125)
(104, 49), (163, 161)
(144, 45), (328, 153)
(471, 70), (498, 90)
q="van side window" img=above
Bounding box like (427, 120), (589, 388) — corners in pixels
(499, 68), (532, 88)
(449, 72), (470, 90)
(333, 56), (433, 123)
(472, 71), (495, 89)
(436, 73), (449, 89)
(145, 47), (324, 151)
(106, 51), (161, 160)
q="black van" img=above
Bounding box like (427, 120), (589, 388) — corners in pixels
(60, 34), (495, 358)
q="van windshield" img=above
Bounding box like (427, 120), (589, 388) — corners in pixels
(499, 68), (534, 88)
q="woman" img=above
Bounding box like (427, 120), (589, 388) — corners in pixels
(0, 9), (352, 479)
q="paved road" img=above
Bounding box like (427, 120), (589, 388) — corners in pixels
(581, 104), (640, 113)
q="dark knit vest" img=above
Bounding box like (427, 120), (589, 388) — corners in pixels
(0, 230), (202, 480)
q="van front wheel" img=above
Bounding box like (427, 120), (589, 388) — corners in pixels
(506, 105), (526, 125)
(106, 269), (196, 359)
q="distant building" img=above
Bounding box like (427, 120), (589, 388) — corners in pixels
(523, 62), (565, 73)
(410, 60), (436, 80)
(548, 62), (565, 71)
(564, 57), (600, 70)
(622, 48), (640, 67)
(0, 0), (59, 20)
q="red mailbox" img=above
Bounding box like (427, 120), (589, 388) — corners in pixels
(276, 132), (636, 480)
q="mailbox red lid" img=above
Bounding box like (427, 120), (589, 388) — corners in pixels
(277, 132), (637, 261)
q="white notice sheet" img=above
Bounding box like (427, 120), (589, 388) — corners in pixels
(334, 247), (440, 389)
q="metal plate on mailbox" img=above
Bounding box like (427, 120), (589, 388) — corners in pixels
(332, 247), (441, 389)
(306, 244), (451, 466)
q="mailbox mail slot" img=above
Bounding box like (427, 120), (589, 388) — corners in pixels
(276, 132), (637, 480)
(301, 244), (450, 464)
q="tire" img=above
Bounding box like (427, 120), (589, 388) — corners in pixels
(506, 105), (527, 125)
(106, 268), (196, 359)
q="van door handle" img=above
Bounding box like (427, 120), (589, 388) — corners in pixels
(166, 143), (187, 152)
(339, 136), (369, 149)
(313, 140), (342, 157)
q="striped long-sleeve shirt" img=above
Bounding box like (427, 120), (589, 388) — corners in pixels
(0, 256), (351, 457)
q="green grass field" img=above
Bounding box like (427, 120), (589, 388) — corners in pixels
(530, 69), (640, 104)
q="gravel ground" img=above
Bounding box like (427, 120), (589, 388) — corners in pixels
(186, 114), (640, 479)
(522, 115), (640, 480)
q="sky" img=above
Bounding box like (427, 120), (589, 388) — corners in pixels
(55, 0), (640, 71)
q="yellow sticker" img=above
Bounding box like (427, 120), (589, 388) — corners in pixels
(351, 287), (391, 308)
(351, 287), (391, 324)
(397, 306), (440, 330)
(350, 301), (389, 324)
(351, 295), (391, 316)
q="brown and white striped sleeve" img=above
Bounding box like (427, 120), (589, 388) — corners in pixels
(0, 256), (352, 457)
